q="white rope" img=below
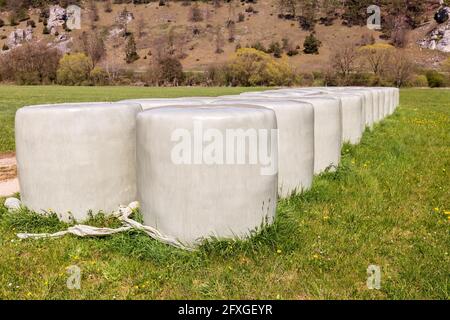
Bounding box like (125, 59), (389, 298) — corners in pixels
(5, 199), (195, 251)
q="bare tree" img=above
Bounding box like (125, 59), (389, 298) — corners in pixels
(359, 43), (394, 78)
(104, 0), (113, 13)
(135, 14), (147, 39)
(75, 31), (106, 66)
(388, 51), (415, 87)
(331, 44), (359, 83)
(215, 26), (224, 54)
(88, 0), (99, 27)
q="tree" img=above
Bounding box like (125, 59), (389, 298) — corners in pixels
(359, 43), (394, 78)
(125, 33), (140, 64)
(88, 0), (99, 27)
(303, 33), (321, 54)
(75, 31), (106, 66)
(57, 53), (93, 85)
(154, 56), (184, 86)
(104, 0), (113, 13)
(135, 14), (147, 39)
(0, 41), (61, 84)
(227, 20), (236, 43)
(215, 26), (224, 54)
(331, 44), (359, 83)
(387, 51), (415, 87)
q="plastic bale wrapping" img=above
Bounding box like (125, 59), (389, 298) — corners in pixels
(395, 88), (400, 109)
(320, 88), (374, 129)
(347, 88), (375, 128)
(307, 92), (364, 145)
(232, 92), (343, 175)
(15, 102), (142, 222)
(210, 99), (315, 197)
(137, 105), (278, 246)
(367, 88), (383, 122)
(119, 97), (214, 110)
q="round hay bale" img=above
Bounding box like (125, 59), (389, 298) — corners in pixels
(210, 98), (315, 197)
(15, 102), (142, 221)
(137, 105), (278, 245)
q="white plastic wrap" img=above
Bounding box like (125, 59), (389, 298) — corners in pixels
(15, 102), (142, 221)
(119, 97), (215, 110)
(290, 97), (342, 174)
(137, 105), (278, 245)
(210, 98), (315, 197)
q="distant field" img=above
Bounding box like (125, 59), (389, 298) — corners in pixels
(0, 85), (266, 153)
(0, 88), (449, 299)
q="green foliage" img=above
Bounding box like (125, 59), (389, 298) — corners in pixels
(148, 56), (184, 86)
(426, 70), (447, 88)
(125, 33), (139, 64)
(268, 41), (282, 58)
(303, 33), (321, 54)
(410, 75), (428, 88)
(57, 53), (93, 86)
(227, 48), (298, 86)
(90, 66), (108, 86)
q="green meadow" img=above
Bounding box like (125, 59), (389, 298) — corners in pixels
(0, 87), (449, 299)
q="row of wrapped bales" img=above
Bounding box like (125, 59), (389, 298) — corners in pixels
(14, 87), (399, 246)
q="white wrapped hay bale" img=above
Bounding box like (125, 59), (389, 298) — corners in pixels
(210, 98), (315, 197)
(306, 92), (364, 145)
(15, 102), (142, 221)
(137, 105), (278, 246)
(225, 92), (343, 174)
(318, 87), (374, 128)
(394, 87), (400, 109)
(119, 97), (214, 110)
(291, 97), (342, 174)
(367, 88), (383, 122)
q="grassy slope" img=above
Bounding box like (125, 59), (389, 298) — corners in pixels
(0, 88), (449, 299)
(0, 85), (265, 153)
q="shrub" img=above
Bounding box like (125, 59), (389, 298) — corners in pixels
(27, 20), (36, 28)
(268, 41), (282, 58)
(286, 48), (299, 56)
(57, 53), (93, 85)
(250, 41), (267, 53)
(147, 56), (184, 86)
(227, 47), (297, 86)
(0, 42), (61, 84)
(183, 71), (207, 86)
(410, 75), (428, 87)
(205, 64), (228, 86)
(426, 70), (447, 88)
(303, 33), (321, 54)
(90, 66), (108, 85)
(125, 34), (139, 64)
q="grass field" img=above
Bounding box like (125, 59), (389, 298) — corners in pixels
(0, 87), (449, 300)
